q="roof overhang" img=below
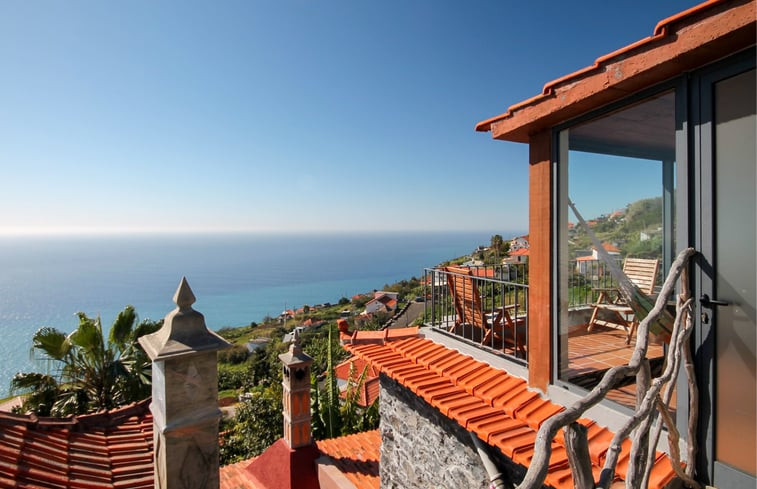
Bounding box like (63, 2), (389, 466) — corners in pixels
(476, 0), (756, 143)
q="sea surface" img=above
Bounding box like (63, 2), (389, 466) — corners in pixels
(0, 231), (517, 399)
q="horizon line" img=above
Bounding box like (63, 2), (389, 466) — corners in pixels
(0, 227), (525, 238)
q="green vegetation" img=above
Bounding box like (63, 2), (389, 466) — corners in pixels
(218, 320), (379, 465)
(11, 306), (161, 416)
(219, 384), (283, 464)
(570, 196), (663, 260)
(11, 273), (422, 465)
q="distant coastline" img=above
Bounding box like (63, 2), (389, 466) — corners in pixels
(0, 230), (524, 397)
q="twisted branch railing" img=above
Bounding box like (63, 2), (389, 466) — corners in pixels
(517, 247), (699, 489)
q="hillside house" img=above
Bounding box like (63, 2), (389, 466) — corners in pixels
(479, 0), (754, 486)
(503, 247), (529, 264)
(372, 291), (399, 301)
(364, 294), (398, 315)
(509, 235), (529, 251)
(376, 1), (755, 488)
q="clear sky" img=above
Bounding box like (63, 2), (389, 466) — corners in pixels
(0, 1), (699, 235)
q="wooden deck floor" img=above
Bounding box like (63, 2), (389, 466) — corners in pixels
(565, 325), (674, 411)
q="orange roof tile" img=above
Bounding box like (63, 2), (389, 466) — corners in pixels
(345, 337), (678, 489)
(510, 248), (530, 256)
(476, 0), (756, 141)
(219, 431), (381, 489)
(334, 357), (380, 382)
(576, 255), (597, 262)
(0, 400), (154, 489)
(316, 430), (380, 489)
(220, 458), (259, 489)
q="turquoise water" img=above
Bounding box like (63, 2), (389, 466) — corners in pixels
(0, 231), (517, 398)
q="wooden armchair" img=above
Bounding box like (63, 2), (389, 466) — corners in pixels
(587, 257), (659, 343)
(443, 266), (526, 357)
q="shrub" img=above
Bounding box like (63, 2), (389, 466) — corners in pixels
(218, 344), (249, 364)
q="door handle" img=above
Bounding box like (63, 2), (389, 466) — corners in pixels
(700, 294), (730, 307)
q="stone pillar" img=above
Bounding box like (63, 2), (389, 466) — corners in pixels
(139, 277), (230, 489)
(279, 330), (313, 449)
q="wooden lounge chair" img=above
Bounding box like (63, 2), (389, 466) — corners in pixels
(587, 257), (659, 343)
(443, 266), (526, 357)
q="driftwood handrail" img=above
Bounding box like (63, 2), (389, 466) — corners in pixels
(516, 247), (698, 489)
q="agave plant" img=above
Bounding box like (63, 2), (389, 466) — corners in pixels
(11, 306), (161, 416)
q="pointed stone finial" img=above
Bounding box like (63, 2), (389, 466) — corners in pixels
(173, 277), (196, 310)
(138, 277), (230, 361)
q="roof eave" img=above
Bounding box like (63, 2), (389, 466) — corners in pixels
(477, 0), (756, 143)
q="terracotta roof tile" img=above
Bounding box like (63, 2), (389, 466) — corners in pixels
(0, 400), (153, 489)
(476, 0), (755, 141)
(345, 337), (678, 488)
(316, 430), (380, 489)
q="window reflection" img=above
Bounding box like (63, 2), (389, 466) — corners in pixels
(557, 91), (676, 411)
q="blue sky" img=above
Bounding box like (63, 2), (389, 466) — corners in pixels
(0, 1), (698, 235)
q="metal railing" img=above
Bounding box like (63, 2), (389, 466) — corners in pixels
(423, 265), (528, 365)
(568, 257), (623, 308)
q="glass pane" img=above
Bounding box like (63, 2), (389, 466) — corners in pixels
(714, 68), (756, 476)
(557, 92), (676, 411)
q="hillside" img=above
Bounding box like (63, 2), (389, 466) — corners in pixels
(569, 196), (663, 260)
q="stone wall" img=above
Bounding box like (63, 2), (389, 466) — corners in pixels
(379, 375), (526, 489)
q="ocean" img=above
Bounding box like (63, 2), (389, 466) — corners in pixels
(0, 231), (516, 399)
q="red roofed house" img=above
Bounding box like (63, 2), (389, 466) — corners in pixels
(334, 357), (380, 407)
(509, 235), (529, 251)
(471, 1), (755, 487)
(348, 2), (755, 489)
(363, 294), (398, 315)
(503, 247), (529, 264)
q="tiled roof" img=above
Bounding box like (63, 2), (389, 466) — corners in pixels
(316, 430), (380, 489)
(339, 326), (419, 346)
(475, 0), (755, 140)
(220, 458), (260, 489)
(335, 357), (380, 382)
(0, 400), (153, 489)
(576, 255), (599, 262)
(219, 431), (381, 489)
(510, 248), (530, 256)
(339, 377), (380, 408)
(335, 357), (380, 407)
(240, 439), (321, 489)
(345, 337), (678, 489)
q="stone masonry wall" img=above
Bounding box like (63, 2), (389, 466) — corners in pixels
(379, 375), (526, 489)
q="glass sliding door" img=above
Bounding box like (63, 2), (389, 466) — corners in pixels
(556, 91), (676, 409)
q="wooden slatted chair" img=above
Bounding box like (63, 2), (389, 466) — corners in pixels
(443, 266), (526, 356)
(587, 257), (660, 343)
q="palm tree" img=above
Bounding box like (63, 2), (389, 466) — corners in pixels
(491, 234), (504, 263)
(10, 306), (161, 416)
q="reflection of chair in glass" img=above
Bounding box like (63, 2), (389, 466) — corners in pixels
(444, 266), (526, 356)
(587, 257), (659, 343)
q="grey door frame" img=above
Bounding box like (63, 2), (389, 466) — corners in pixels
(689, 47), (756, 488)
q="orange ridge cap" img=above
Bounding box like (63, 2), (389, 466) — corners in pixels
(474, 0), (730, 133)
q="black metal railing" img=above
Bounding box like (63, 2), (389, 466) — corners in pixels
(423, 265), (528, 365)
(568, 257), (623, 308)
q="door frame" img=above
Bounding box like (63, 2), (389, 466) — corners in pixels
(689, 47), (756, 487)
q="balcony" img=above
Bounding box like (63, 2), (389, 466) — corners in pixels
(423, 259), (667, 412)
(423, 264), (529, 364)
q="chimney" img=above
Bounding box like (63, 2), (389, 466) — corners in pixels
(242, 329), (320, 489)
(139, 277), (230, 489)
(279, 329), (313, 448)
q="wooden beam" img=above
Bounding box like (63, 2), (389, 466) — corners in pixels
(528, 129), (552, 391)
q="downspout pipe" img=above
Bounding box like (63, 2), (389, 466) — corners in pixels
(470, 431), (508, 489)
